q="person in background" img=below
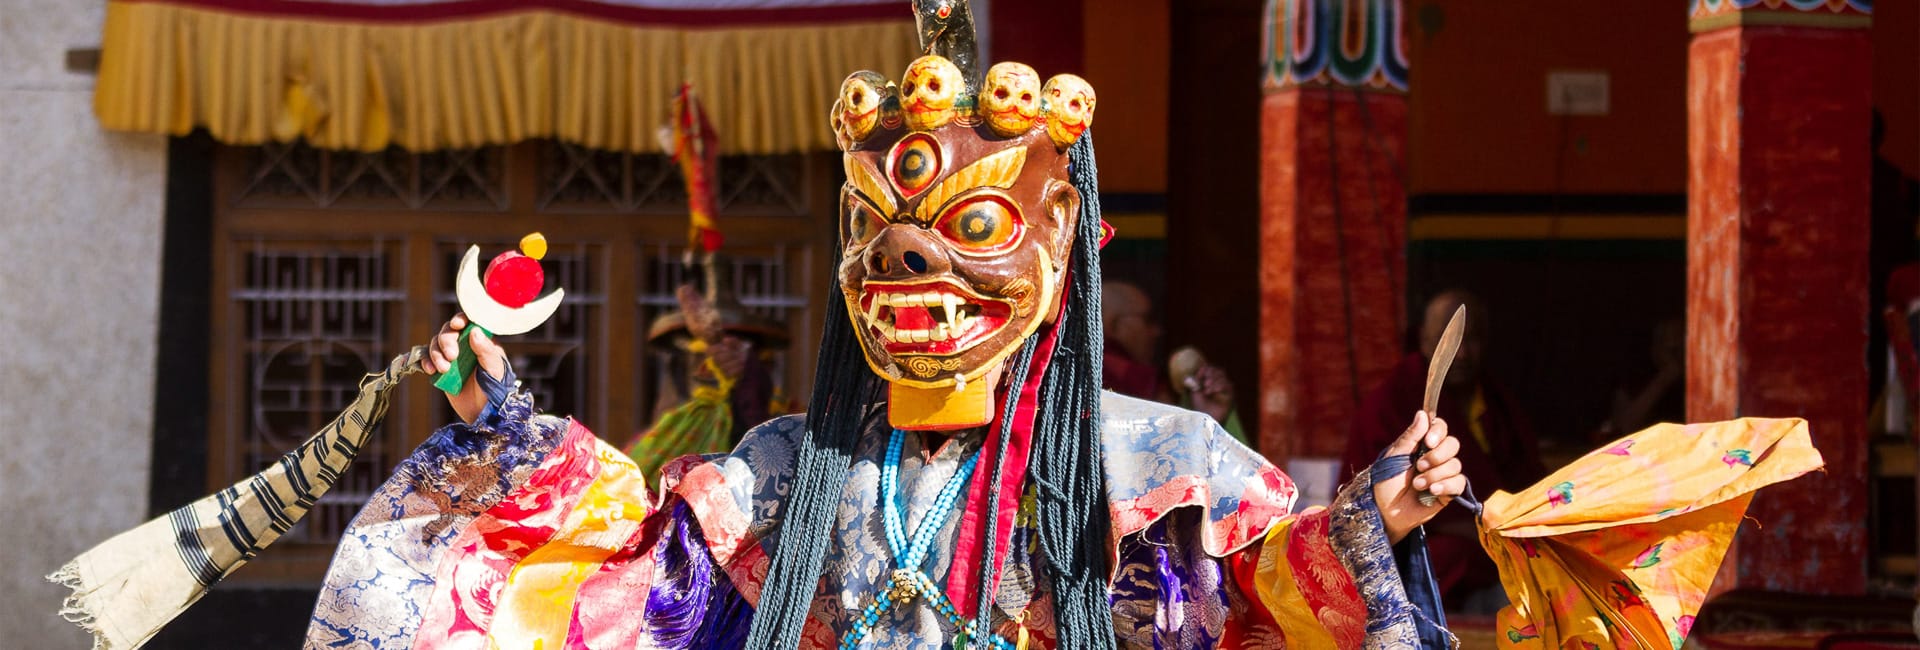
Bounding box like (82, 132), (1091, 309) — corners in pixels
(1871, 109), (1920, 403)
(1169, 345), (1249, 447)
(1100, 280), (1248, 445)
(1100, 281), (1170, 401)
(1342, 289), (1547, 610)
(1593, 317), (1686, 442)
(624, 282), (780, 480)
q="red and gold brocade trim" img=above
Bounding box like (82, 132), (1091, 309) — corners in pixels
(1106, 463), (1300, 561)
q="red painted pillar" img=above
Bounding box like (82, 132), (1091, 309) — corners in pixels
(1258, 0), (1409, 465)
(1687, 1), (1873, 595)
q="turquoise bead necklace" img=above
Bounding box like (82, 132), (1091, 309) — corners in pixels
(837, 429), (1015, 650)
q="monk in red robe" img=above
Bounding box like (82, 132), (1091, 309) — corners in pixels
(1342, 290), (1548, 608)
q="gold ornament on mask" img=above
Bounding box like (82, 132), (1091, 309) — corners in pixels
(999, 278), (1037, 318)
(905, 356), (965, 378)
(844, 157), (899, 221)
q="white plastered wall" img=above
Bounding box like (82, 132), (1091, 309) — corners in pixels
(0, 0), (167, 644)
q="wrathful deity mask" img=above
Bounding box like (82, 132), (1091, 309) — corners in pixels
(831, 55), (1096, 429)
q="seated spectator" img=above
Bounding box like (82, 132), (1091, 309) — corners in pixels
(1342, 289), (1547, 610)
(1101, 281), (1171, 402)
(1101, 281), (1248, 445)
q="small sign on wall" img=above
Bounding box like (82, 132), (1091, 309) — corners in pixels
(1548, 70), (1610, 116)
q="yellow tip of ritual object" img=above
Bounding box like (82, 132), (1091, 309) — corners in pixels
(520, 232), (548, 260)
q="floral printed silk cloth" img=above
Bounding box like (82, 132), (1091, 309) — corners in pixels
(1477, 418), (1822, 648)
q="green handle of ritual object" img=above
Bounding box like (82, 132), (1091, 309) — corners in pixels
(432, 324), (493, 395)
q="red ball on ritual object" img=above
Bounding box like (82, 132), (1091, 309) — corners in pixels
(483, 251), (544, 309)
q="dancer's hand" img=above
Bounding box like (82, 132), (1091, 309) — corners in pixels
(1375, 411), (1466, 543)
(427, 312), (508, 424)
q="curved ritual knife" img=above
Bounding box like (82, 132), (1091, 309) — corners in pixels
(1415, 305), (1467, 507)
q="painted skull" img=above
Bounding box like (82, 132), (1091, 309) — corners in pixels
(900, 55), (964, 132)
(978, 62), (1042, 137)
(839, 124), (1080, 391)
(1043, 74), (1096, 149)
(834, 71), (891, 144)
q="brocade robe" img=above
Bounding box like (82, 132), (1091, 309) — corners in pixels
(303, 390), (1448, 649)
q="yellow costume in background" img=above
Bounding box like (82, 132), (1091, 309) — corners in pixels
(624, 356), (738, 482)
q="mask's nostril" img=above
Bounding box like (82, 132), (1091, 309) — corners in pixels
(903, 251), (928, 274)
(869, 251), (890, 274)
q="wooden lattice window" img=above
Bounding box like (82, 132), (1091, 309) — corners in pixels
(208, 140), (837, 583)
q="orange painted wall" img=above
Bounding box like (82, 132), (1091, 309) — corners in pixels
(1405, 1), (1917, 195)
(1081, 0), (1169, 194)
(1406, 1), (1690, 195)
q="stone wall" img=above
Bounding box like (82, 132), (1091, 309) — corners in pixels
(0, 0), (167, 644)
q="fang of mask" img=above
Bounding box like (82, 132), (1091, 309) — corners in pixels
(1042, 74), (1096, 150)
(978, 62), (1042, 138)
(900, 56), (964, 132)
(836, 71), (892, 144)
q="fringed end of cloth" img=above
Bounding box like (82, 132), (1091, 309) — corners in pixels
(47, 346), (429, 649)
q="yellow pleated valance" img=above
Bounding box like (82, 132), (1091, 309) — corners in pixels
(95, 0), (919, 154)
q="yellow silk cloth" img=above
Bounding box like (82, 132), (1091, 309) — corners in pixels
(488, 440), (654, 649)
(1479, 418), (1823, 648)
(95, 1), (917, 153)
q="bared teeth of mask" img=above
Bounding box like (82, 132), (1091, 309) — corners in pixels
(932, 323), (950, 342)
(941, 294), (961, 325)
(910, 328), (930, 343)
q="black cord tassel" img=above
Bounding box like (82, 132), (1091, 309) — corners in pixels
(1026, 132), (1117, 650)
(744, 270), (881, 648)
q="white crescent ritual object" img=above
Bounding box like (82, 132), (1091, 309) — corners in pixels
(454, 245), (565, 335)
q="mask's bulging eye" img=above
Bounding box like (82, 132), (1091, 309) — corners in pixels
(846, 198), (886, 246)
(936, 195), (1022, 252)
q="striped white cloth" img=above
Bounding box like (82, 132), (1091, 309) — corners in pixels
(50, 347), (429, 650)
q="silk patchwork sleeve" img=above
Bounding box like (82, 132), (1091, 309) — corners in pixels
(406, 421), (656, 649)
(1108, 487), (1405, 650)
(1251, 505), (1368, 648)
(304, 390), (571, 648)
(1249, 464), (1456, 650)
